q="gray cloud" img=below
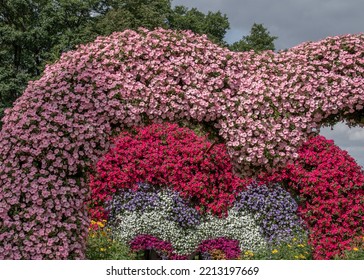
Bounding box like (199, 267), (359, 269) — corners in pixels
(172, 0), (364, 50)
(320, 123), (364, 168)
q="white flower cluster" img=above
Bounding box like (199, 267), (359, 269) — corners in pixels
(111, 191), (267, 255)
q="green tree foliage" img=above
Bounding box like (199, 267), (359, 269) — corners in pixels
(0, 0), (107, 125)
(167, 6), (230, 45)
(89, 2), (230, 45)
(0, 0), (231, 127)
(229, 23), (277, 52)
(89, 0), (171, 34)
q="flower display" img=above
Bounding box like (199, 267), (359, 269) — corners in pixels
(0, 27), (363, 259)
(129, 235), (188, 260)
(198, 238), (241, 260)
(89, 123), (248, 219)
(260, 136), (364, 259)
(90, 124), (308, 259)
(109, 185), (267, 256)
(106, 182), (201, 229)
(234, 182), (307, 244)
(103, 181), (309, 259)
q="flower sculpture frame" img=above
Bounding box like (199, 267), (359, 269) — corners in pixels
(0, 28), (363, 259)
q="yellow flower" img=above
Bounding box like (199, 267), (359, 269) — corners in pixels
(272, 249), (278, 254)
(244, 251), (254, 258)
(100, 248), (106, 252)
(298, 244), (305, 248)
(353, 247), (359, 251)
(97, 221), (105, 228)
(287, 244), (292, 248)
(293, 238), (297, 242)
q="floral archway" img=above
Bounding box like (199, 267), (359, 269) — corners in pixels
(0, 28), (363, 259)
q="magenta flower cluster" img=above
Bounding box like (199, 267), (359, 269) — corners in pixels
(129, 235), (188, 260)
(198, 238), (241, 260)
(0, 27), (363, 259)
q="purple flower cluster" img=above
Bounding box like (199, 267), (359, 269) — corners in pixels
(235, 182), (307, 244)
(106, 183), (161, 221)
(167, 192), (201, 228)
(106, 182), (201, 228)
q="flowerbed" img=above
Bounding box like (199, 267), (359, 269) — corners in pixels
(89, 123), (309, 259)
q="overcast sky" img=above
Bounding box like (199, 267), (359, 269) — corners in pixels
(173, 0), (364, 167)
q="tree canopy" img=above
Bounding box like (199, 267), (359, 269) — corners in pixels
(0, 0), (106, 124)
(229, 23), (277, 52)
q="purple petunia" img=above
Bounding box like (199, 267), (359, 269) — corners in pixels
(234, 182), (307, 244)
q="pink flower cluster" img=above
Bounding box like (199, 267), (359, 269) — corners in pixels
(0, 27), (363, 259)
(260, 136), (364, 259)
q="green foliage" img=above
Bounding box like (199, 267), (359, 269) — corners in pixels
(168, 6), (230, 45)
(0, 0), (105, 126)
(230, 23), (277, 52)
(85, 221), (136, 260)
(89, 0), (171, 36)
(337, 248), (364, 260)
(335, 248), (364, 260)
(334, 236), (364, 260)
(242, 236), (313, 260)
(90, 2), (230, 46)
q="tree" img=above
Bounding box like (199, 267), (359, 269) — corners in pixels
(88, 0), (172, 36)
(89, 2), (230, 46)
(229, 23), (277, 52)
(167, 6), (230, 46)
(0, 0), (109, 125)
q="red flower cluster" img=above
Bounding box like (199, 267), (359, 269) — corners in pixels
(260, 136), (364, 259)
(89, 123), (249, 219)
